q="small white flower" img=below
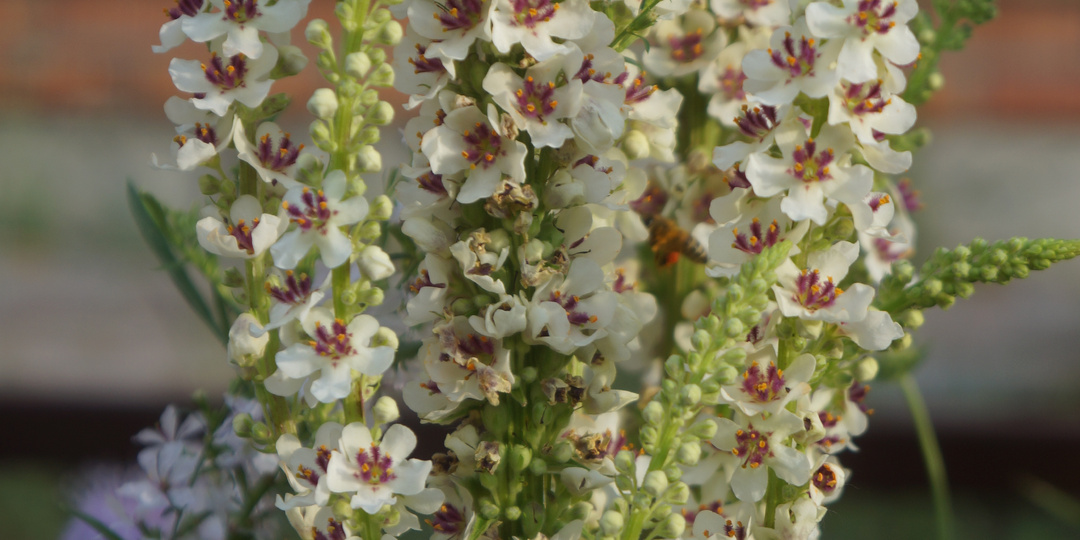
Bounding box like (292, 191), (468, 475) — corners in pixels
(274, 308), (394, 403)
(358, 245), (395, 281)
(483, 55), (584, 148)
(409, 0), (496, 63)
(275, 422), (342, 510)
(773, 241), (875, 324)
(153, 1), (205, 54)
(827, 79), (916, 144)
(712, 410), (812, 502)
(152, 97), (236, 171)
(262, 270), (328, 333)
(720, 352), (815, 416)
(169, 46), (279, 116)
(809, 457), (848, 504)
(707, 194), (810, 277)
(423, 317), (515, 405)
(271, 170), (369, 269)
(393, 26), (455, 110)
(806, 0), (920, 83)
(742, 19), (841, 105)
(227, 312), (268, 366)
(234, 121), (306, 189)
(326, 423), (433, 514)
(837, 308), (903, 350)
(421, 104), (527, 203)
(644, 9), (727, 78)
(490, 0), (595, 61)
(469, 294), (528, 338)
(711, 0), (791, 28)
(182, 0), (312, 59)
(196, 195), (285, 259)
(525, 258), (617, 354)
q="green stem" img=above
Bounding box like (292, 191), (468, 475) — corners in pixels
(763, 469), (782, 528)
(899, 374), (954, 540)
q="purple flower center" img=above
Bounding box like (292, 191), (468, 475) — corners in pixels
(409, 43), (446, 75)
(851, 0), (899, 35)
(267, 271), (312, 305)
(574, 53), (609, 83)
(848, 381), (873, 414)
(416, 171), (448, 196)
(734, 104), (779, 141)
(551, 290), (597, 326)
(740, 0), (772, 7)
(165, 0), (204, 19)
(225, 217), (261, 254)
(868, 193), (891, 212)
(173, 122), (219, 148)
(307, 318), (355, 360)
(283, 188), (333, 232)
(410, 269), (447, 294)
(460, 121), (504, 169)
(509, 0), (559, 28)
(717, 66), (748, 102)
(898, 178), (922, 212)
(669, 28), (705, 63)
(732, 217), (781, 255)
(257, 131), (303, 172)
(613, 269), (635, 293)
(813, 463), (839, 495)
(515, 75), (558, 120)
(740, 361), (786, 402)
(355, 443), (396, 485)
(794, 268), (842, 311)
(629, 182), (669, 217)
(429, 503), (467, 535)
(435, 0), (486, 32)
(223, 0), (259, 23)
(619, 72), (658, 105)
(769, 31), (819, 78)
(680, 501), (723, 526)
(201, 53), (248, 91)
(790, 138), (835, 183)
(731, 424), (771, 469)
(312, 518), (348, 540)
(843, 80), (891, 117)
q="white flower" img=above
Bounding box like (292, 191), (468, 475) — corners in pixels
(805, 0), (920, 83)
(699, 33), (768, 127)
(809, 456), (848, 504)
(570, 80), (627, 154)
(326, 423), (432, 514)
(409, 0), (496, 63)
(711, 0), (791, 28)
(449, 231), (510, 295)
(152, 97), (236, 171)
(773, 241), (874, 324)
(405, 253), (455, 326)
(469, 294), (528, 338)
(643, 9), (726, 78)
(720, 352), (815, 416)
(711, 410), (812, 502)
(393, 26), (455, 110)
(182, 0), (312, 59)
(285, 505), (360, 540)
(837, 308), (903, 350)
(275, 422), (343, 510)
(691, 505), (757, 540)
(227, 312), (268, 366)
(742, 19), (841, 105)
(274, 308), (394, 402)
(756, 495), (824, 540)
(707, 194), (810, 277)
(525, 258), (617, 354)
(483, 55), (584, 148)
(262, 270), (328, 333)
(234, 121), (306, 189)
(421, 104), (527, 203)
(169, 46), (278, 116)
(827, 79), (916, 144)
(746, 122), (873, 225)
(490, 0), (595, 61)
(423, 317), (515, 405)
(153, 1), (204, 54)
(358, 245), (395, 281)
(197, 195), (285, 259)
(271, 170), (369, 269)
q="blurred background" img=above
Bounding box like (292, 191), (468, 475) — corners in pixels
(1, 0), (1079, 538)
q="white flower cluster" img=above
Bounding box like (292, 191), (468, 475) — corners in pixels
(620, 0), (922, 536)
(151, 0), (438, 536)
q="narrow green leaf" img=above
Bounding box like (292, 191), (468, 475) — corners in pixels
(67, 507), (127, 540)
(127, 180), (227, 345)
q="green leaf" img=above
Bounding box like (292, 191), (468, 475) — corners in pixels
(67, 507), (126, 540)
(127, 180), (228, 345)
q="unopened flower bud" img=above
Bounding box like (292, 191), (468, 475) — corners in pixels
(690, 329), (711, 351)
(373, 396), (400, 425)
(358, 245), (395, 280)
(307, 88), (339, 119)
(714, 364), (739, 384)
(857, 357), (879, 382)
(250, 422), (272, 444)
(504, 506), (522, 521)
(479, 498), (500, 520)
(551, 441), (573, 463)
(228, 313), (268, 367)
(657, 513), (686, 538)
(376, 20), (404, 46)
(679, 384), (702, 406)
(643, 470), (668, 497)
(640, 426), (658, 446)
(358, 286), (385, 307)
(370, 63), (395, 87)
(309, 120), (333, 150)
(569, 502), (593, 521)
(642, 401), (664, 426)
(668, 481), (690, 504)
(356, 145), (382, 172)
(688, 418), (718, 440)
(232, 413), (254, 437)
(523, 238), (545, 263)
(198, 174), (219, 195)
(529, 457), (547, 475)
(368, 101), (395, 126)
(614, 450), (635, 474)
(676, 441), (701, 465)
(278, 45), (308, 76)
(509, 445), (532, 472)
(928, 72), (945, 91)
(600, 511), (624, 536)
(334, 2), (357, 30)
(305, 19), (332, 49)
(371, 8), (393, 24)
(622, 129), (650, 160)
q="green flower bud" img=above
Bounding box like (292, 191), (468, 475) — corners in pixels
(520, 366), (538, 383)
(368, 101), (395, 126)
(332, 499), (352, 519)
(509, 445), (532, 472)
(356, 145), (383, 173)
(551, 441), (574, 463)
(714, 364), (738, 384)
(370, 63), (395, 87)
(198, 174), (219, 195)
(359, 221), (383, 242)
(358, 286), (385, 307)
(451, 298), (473, 316)
(310, 120), (334, 151)
(529, 457), (547, 475)
(679, 384), (702, 406)
(334, 2), (357, 31)
(599, 510), (624, 536)
(902, 309), (924, 329)
(569, 502), (593, 521)
(640, 426), (659, 447)
(223, 267), (245, 288)
(232, 413), (254, 437)
(345, 51), (372, 79)
(370, 194), (394, 221)
(371, 8), (392, 24)
(316, 50), (336, 73)
(373, 396), (400, 425)
(368, 48), (387, 65)
(690, 330), (711, 351)
(955, 281), (975, 298)
(307, 88), (338, 119)
(642, 470), (668, 497)
(277, 45), (308, 76)
(614, 450), (635, 474)
(925, 278), (943, 296)
(305, 19), (332, 49)
(831, 217), (855, 239)
(668, 482), (690, 504)
(250, 422), (272, 444)
(676, 441), (701, 466)
(658, 513), (686, 538)
(479, 498), (500, 520)
(622, 130), (651, 160)
(856, 357), (879, 382)
(687, 418), (717, 440)
(615, 473), (634, 492)
(642, 401), (664, 426)
(918, 28), (936, 44)
(700, 378), (721, 396)
(504, 506), (522, 521)
(376, 20), (404, 46)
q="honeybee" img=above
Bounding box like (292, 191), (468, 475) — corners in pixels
(644, 214), (708, 268)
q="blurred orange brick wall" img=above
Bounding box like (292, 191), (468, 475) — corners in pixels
(1, 0), (1077, 122)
